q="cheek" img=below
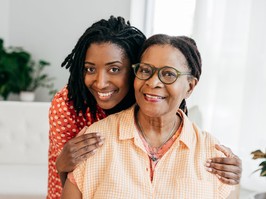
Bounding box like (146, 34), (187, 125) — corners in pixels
(133, 79), (142, 94)
(84, 74), (93, 88)
(133, 79), (144, 105)
(170, 84), (188, 100)
(117, 72), (131, 91)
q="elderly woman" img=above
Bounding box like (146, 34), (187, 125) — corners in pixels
(62, 34), (237, 199)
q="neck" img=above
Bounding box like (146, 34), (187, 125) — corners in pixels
(135, 106), (180, 148)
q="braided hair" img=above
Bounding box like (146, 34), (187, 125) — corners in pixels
(61, 16), (146, 118)
(138, 34), (202, 115)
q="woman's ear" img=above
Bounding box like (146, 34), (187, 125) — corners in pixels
(185, 77), (198, 98)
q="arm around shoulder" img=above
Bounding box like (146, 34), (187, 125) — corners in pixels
(61, 178), (82, 199)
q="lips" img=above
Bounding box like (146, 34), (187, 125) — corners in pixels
(145, 94), (165, 99)
(143, 93), (166, 103)
(98, 91), (114, 97)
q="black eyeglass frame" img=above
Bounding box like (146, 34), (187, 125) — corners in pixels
(132, 63), (191, 85)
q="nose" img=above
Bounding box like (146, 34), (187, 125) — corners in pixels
(145, 70), (162, 88)
(95, 71), (109, 89)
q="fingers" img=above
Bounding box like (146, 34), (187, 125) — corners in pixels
(71, 132), (103, 145)
(72, 133), (105, 163)
(208, 156), (241, 166)
(73, 133), (105, 154)
(205, 160), (240, 178)
(216, 175), (240, 185)
(76, 126), (88, 137)
(74, 147), (100, 164)
(205, 167), (241, 185)
(215, 144), (234, 157)
(209, 147), (242, 171)
(75, 135), (105, 155)
(205, 157), (242, 185)
(56, 132), (105, 172)
(205, 159), (239, 172)
(206, 145), (242, 185)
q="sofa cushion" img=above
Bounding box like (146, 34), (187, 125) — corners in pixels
(0, 165), (47, 196)
(0, 101), (50, 196)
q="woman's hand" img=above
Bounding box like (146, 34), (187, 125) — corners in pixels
(56, 126), (104, 185)
(205, 144), (242, 185)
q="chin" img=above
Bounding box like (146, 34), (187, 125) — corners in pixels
(140, 108), (162, 117)
(97, 101), (117, 110)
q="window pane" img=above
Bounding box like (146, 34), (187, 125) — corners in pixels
(152, 0), (196, 36)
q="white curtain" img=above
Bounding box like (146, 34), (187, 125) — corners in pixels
(190, 0), (266, 191)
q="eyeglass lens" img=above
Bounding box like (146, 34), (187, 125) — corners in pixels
(134, 63), (180, 84)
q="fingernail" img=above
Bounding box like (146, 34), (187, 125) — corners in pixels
(205, 167), (212, 172)
(98, 141), (103, 146)
(205, 163), (210, 167)
(100, 136), (105, 140)
(206, 159), (212, 163)
(216, 174), (221, 179)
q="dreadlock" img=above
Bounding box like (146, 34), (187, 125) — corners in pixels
(138, 34), (202, 115)
(61, 16), (146, 118)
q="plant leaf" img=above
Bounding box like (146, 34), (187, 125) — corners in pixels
(259, 160), (266, 167)
(260, 167), (266, 177)
(251, 150), (266, 159)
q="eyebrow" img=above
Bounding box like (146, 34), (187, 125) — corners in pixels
(84, 61), (123, 66)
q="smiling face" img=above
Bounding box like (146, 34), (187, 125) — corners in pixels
(134, 44), (197, 118)
(84, 42), (131, 110)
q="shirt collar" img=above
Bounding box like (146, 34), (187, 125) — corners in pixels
(118, 105), (137, 140)
(176, 109), (196, 149)
(118, 105), (197, 150)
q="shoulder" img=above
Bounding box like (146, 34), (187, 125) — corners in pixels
(192, 126), (224, 157)
(49, 86), (77, 120)
(180, 111), (221, 154)
(51, 86), (70, 106)
(85, 106), (134, 136)
(196, 127), (219, 144)
(181, 109), (219, 145)
(190, 121), (219, 146)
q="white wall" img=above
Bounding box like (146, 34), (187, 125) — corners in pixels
(2, 0), (132, 101)
(0, 0), (10, 43)
(238, 0), (266, 192)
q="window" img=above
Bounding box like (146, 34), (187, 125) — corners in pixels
(147, 0), (196, 37)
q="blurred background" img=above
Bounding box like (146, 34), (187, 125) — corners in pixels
(0, 0), (265, 197)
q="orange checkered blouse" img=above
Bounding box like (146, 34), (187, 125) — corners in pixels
(72, 105), (235, 199)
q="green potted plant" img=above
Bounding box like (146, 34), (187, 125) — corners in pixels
(250, 149), (266, 199)
(0, 38), (55, 101)
(251, 149), (266, 177)
(0, 38), (31, 100)
(19, 59), (56, 101)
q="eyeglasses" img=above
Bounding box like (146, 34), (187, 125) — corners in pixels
(132, 63), (191, 84)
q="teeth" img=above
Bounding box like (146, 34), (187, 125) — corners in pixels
(145, 94), (164, 99)
(98, 91), (114, 97)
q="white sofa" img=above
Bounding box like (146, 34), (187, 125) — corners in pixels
(0, 101), (50, 199)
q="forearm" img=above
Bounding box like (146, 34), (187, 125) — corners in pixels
(56, 154), (70, 187)
(59, 171), (68, 187)
(61, 178), (82, 198)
